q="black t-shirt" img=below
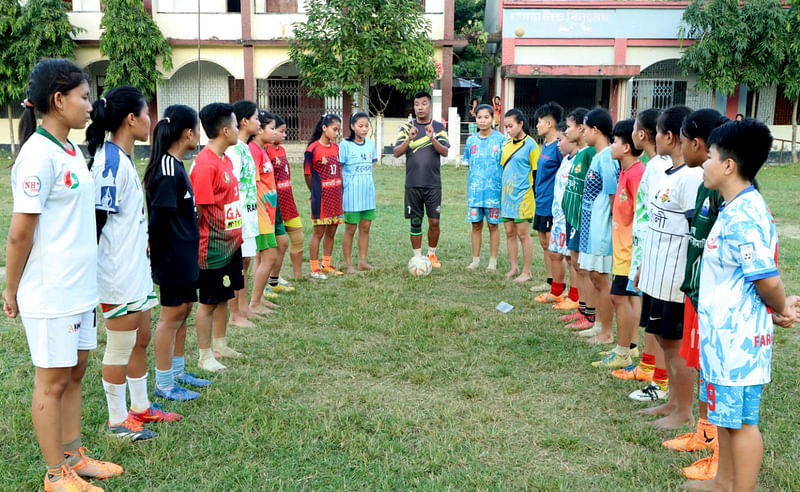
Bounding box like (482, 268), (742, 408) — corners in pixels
(146, 153), (200, 286)
(395, 119), (450, 189)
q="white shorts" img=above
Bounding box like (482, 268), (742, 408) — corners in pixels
(578, 252), (612, 274)
(548, 216), (569, 256)
(241, 237), (257, 258)
(22, 310), (97, 368)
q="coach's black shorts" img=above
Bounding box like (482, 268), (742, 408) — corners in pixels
(405, 187), (441, 219)
(158, 282), (198, 307)
(197, 248), (245, 305)
(641, 293), (685, 340)
(533, 214), (553, 233)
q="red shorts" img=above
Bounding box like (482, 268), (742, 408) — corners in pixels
(679, 295), (700, 369)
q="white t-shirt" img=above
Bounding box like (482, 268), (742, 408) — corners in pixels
(628, 154), (672, 282)
(11, 130), (98, 318)
(639, 163), (703, 302)
(92, 141), (153, 304)
(225, 140), (259, 239)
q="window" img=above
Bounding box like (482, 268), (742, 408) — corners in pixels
(227, 0), (241, 12)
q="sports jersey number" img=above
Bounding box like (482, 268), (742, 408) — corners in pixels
(407, 206), (412, 215)
(330, 164), (337, 175)
(706, 383), (716, 411)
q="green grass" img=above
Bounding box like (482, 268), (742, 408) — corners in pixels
(1, 155), (799, 490)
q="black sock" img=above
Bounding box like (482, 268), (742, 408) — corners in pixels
(630, 343), (638, 350)
(268, 276), (279, 287)
(578, 300), (587, 315)
(547, 277), (553, 285)
(584, 307), (596, 322)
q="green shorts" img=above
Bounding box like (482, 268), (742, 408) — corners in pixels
(344, 209), (376, 224)
(256, 233), (277, 250)
(502, 217), (532, 223)
(274, 206), (286, 236)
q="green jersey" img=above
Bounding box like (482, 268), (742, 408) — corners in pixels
(561, 146), (596, 229)
(680, 183), (723, 308)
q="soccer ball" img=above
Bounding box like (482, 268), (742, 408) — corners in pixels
(407, 255), (432, 277)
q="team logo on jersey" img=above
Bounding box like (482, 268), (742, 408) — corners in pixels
(492, 145), (499, 154)
(574, 163), (582, 173)
(67, 319), (81, 333)
(659, 188), (671, 203)
(470, 208), (479, 217)
(706, 235), (719, 250)
(222, 275), (231, 287)
(619, 188), (629, 202)
(64, 171), (79, 189)
(23, 176), (41, 197)
(740, 242), (755, 264)
(321, 156), (328, 165)
(471, 144), (477, 154)
(700, 197), (710, 216)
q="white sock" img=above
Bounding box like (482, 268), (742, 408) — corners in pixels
(487, 257), (497, 269)
(467, 257), (480, 268)
(613, 344), (630, 356)
(413, 248), (422, 257)
(199, 348), (216, 363)
(212, 337), (227, 350)
(102, 379), (128, 426)
(427, 247), (436, 256)
(126, 374), (150, 413)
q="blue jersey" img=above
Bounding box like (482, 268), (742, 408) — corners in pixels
(579, 146), (619, 255)
(534, 139), (562, 217)
(463, 130), (504, 209)
(500, 136), (540, 219)
(339, 138), (377, 212)
(698, 187), (778, 386)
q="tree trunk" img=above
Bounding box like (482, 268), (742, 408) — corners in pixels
(7, 104), (16, 155)
(751, 90), (758, 119)
(792, 97), (798, 164)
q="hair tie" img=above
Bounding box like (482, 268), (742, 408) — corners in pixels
(164, 117), (171, 123)
(21, 99), (34, 109)
(101, 97), (107, 107)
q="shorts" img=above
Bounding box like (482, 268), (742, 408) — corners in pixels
(548, 217), (568, 256)
(100, 290), (158, 319)
(467, 207), (501, 225)
(680, 296), (700, 369)
(405, 187), (441, 219)
(22, 310), (97, 368)
(566, 220), (580, 252)
(502, 217), (532, 223)
(610, 274), (637, 296)
(241, 237), (257, 257)
(284, 216), (303, 229)
(344, 209), (376, 224)
(533, 214), (553, 233)
(256, 233), (278, 250)
(274, 206), (286, 236)
(641, 293), (685, 340)
(578, 252), (612, 274)
(159, 282), (198, 307)
(311, 215), (344, 226)
(699, 379), (763, 429)
(198, 248), (245, 305)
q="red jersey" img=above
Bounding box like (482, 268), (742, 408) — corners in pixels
(249, 140), (278, 235)
(268, 144), (299, 221)
(190, 146), (243, 269)
(304, 140), (343, 219)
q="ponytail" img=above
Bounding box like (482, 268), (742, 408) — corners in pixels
(17, 58), (89, 149)
(308, 113), (341, 146)
(143, 104), (198, 190)
(346, 112), (370, 141)
(86, 85), (146, 159)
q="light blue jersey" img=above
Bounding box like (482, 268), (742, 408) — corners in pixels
(579, 147), (619, 255)
(339, 138), (377, 212)
(463, 130), (505, 209)
(698, 187), (778, 386)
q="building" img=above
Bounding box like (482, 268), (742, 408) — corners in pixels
(484, 0), (796, 141)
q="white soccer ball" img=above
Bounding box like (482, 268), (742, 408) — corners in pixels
(407, 255), (432, 277)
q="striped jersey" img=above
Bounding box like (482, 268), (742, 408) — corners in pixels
(190, 147), (243, 269)
(639, 163), (703, 302)
(339, 138), (377, 212)
(561, 146), (597, 230)
(267, 144), (300, 221)
(629, 154), (672, 282)
(395, 119), (450, 189)
(249, 140), (277, 235)
(500, 135), (540, 219)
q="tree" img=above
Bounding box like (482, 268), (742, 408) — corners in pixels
(453, 0), (498, 81)
(100, 0), (172, 99)
(679, 0), (746, 102)
(739, 0), (785, 118)
(0, 0), (79, 154)
(289, 0), (437, 115)
(781, 5), (800, 162)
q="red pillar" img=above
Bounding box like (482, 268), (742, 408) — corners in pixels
(241, 0), (255, 101)
(441, 0), (455, 120)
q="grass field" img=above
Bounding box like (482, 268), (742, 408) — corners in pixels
(1, 155), (799, 490)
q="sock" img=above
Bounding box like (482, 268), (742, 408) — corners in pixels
(269, 276), (279, 286)
(488, 257), (497, 269)
(172, 355), (185, 376)
(212, 337), (227, 350)
(47, 459), (69, 481)
(578, 300), (587, 314)
(199, 348), (216, 363)
(567, 286), (579, 302)
(630, 343), (638, 350)
(469, 256), (480, 267)
(638, 352), (656, 373)
(427, 247), (436, 256)
(322, 255), (332, 268)
(551, 281), (565, 297)
(413, 248), (422, 257)
(156, 368), (174, 389)
(612, 344), (630, 356)
(310, 259), (320, 271)
(584, 306), (596, 323)
(102, 379), (128, 426)
(63, 437), (82, 466)
(547, 277), (553, 285)
(126, 374), (150, 413)
(653, 367), (669, 391)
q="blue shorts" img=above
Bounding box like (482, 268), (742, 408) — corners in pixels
(566, 220), (580, 252)
(467, 206), (501, 225)
(699, 378), (763, 429)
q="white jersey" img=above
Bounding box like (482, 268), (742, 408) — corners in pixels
(92, 141), (153, 304)
(225, 140), (259, 239)
(628, 154), (672, 282)
(11, 130), (98, 318)
(639, 163), (703, 302)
